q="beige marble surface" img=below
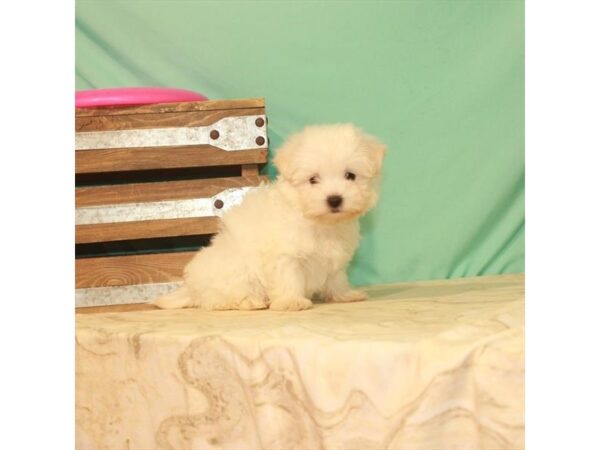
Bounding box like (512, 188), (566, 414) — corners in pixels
(76, 274), (524, 450)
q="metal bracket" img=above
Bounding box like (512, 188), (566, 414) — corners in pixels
(75, 282), (183, 308)
(75, 186), (257, 225)
(75, 115), (268, 151)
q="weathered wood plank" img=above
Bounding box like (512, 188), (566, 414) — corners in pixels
(76, 107), (264, 132)
(76, 251), (195, 288)
(76, 217), (221, 244)
(75, 303), (159, 314)
(75, 146), (267, 174)
(241, 164), (260, 177)
(75, 98), (265, 118)
(76, 175), (267, 207)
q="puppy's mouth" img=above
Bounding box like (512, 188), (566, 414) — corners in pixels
(313, 208), (363, 223)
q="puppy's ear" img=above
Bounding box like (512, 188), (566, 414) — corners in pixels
(362, 132), (387, 176)
(273, 132), (301, 181)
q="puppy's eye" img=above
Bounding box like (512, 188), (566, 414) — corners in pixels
(345, 171), (356, 181)
(309, 176), (319, 185)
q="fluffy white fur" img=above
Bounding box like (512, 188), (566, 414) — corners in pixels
(152, 123), (385, 311)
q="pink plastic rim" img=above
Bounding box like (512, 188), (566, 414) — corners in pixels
(75, 87), (208, 108)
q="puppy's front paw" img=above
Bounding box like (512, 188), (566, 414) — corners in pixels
(327, 289), (367, 303)
(269, 297), (313, 311)
(238, 296), (268, 310)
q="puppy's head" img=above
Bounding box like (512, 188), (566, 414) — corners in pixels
(274, 123), (386, 224)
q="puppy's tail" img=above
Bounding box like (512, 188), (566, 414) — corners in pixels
(152, 285), (194, 309)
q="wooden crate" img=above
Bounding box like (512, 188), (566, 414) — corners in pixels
(75, 98), (268, 312)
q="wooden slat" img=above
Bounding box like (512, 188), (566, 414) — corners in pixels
(76, 303), (159, 314)
(76, 217), (220, 244)
(76, 175), (267, 207)
(76, 146), (267, 174)
(242, 164), (260, 177)
(76, 107), (264, 132)
(76, 251), (195, 288)
(76, 98), (265, 118)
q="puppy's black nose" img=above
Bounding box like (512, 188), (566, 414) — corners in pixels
(327, 195), (343, 209)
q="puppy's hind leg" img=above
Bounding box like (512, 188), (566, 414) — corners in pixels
(321, 271), (367, 303)
(238, 296), (269, 310)
(266, 257), (313, 311)
(151, 285), (194, 309)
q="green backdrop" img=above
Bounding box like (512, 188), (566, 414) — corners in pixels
(76, 0), (524, 287)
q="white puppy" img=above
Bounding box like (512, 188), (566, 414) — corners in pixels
(153, 123), (385, 311)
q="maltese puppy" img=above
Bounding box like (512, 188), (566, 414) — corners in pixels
(153, 123), (385, 311)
